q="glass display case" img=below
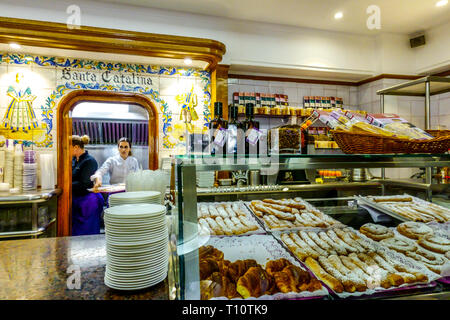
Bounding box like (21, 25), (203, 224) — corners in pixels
(170, 154), (450, 300)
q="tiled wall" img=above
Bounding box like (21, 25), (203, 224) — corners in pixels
(229, 77), (450, 180)
(0, 52), (212, 183)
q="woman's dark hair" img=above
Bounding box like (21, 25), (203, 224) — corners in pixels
(71, 135), (90, 149)
(118, 137), (132, 156)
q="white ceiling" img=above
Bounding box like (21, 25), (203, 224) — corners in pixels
(94, 0), (450, 35)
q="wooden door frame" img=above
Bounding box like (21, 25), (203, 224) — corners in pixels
(56, 90), (159, 237)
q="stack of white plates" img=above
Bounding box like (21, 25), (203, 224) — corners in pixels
(109, 191), (161, 207)
(196, 171), (215, 187)
(104, 204), (168, 290)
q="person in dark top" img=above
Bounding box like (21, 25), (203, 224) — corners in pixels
(71, 135), (104, 236)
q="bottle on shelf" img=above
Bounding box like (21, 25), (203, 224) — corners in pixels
(243, 103), (260, 156)
(209, 101), (228, 156)
(227, 104), (245, 155)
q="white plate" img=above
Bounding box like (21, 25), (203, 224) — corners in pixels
(107, 251), (168, 263)
(104, 273), (167, 290)
(104, 204), (166, 217)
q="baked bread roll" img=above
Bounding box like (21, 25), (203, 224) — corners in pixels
(417, 235), (450, 254)
(360, 223), (395, 241)
(304, 257), (344, 293)
(397, 221), (434, 240)
(372, 196), (413, 203)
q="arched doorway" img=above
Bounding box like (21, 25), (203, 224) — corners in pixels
(56, 90), (159, 237)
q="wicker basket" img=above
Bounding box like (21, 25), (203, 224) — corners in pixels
(331, 130), (450, 154)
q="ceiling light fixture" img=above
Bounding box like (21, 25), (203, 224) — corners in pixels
(183, 57), (192, 65)
(436, 0), (448, 6)
(9, 43), (21, 49)
(334, 11), (343, 19)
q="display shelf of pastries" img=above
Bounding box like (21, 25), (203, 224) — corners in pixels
(277, 226), (438, 298)
(359, 222), (450, 276)
(247, 197), (342, 232)
(198, 201), (265, 236)
(199, 235), (329, 300)
(357, 194), (450, 223)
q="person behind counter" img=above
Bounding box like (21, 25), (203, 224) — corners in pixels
(91, 137), (140, 188)
(71, 135), (104, 236)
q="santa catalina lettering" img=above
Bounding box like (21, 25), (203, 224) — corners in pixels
(182, 304), (216, 317)
(101, 70), (152, 85)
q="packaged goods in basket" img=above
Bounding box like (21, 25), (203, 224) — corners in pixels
(268, 124), (302, 154)
(247, 198), (342, 231)
(199, 235), (328, 300)
(365, 114), (434, 140)
(278, 227), (437, 297)
(359, 222), (450, 276)
(361, 194), (450, 223)
(197, 201), (263, 236)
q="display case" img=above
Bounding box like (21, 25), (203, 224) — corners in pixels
(0, 189), (61, 240)
(170, 154), (450, 300)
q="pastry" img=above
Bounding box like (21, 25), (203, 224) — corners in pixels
(326, 229), (359, 253)
(273, 265), (313, 293)
(281, 233), (309, 261)
(263, 198), (306, 210)
(199, 245), (224, 261)
(317, 231), (346, 255)
(290, 233), (320, 259)
(236, 266), (272, 298)
(205, 217), (224, 235)
(446, 251), (450, 260)
(397, 221), (434, 240)
(208, 205), (220, 218)
(307, 231), (337, 255)
(265, 258), (292, 277)
(214, 217), (233, 236)
(200, 258), (220, 280)
(304, 257), (344, 293)
(263, 202), (299, 214)
(238, 215), (258, 231)
(379, 237), (418, 254)
(334, 228), (365, 253)
(417, 235), (450, 254)
(372, 196), (413, 203)
(225, 259), (258, 283)
(359, 223), (394, 241)
(327, 255), (367, 292)
(299, 231), (329, 256)
(318, 256), (357, 293)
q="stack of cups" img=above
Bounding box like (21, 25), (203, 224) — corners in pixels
(4, 142), (14, 188)
(0, 150), (5, 182)
(13, 144), (24, 190)
(40, 154), (55, 190)
(23, 150), (37, 191)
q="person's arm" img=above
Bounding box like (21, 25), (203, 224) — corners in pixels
(73, 158), (98, 195)
(90, 157), (114, 187)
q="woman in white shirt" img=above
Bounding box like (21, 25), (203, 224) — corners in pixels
(91, 137), (140, 188)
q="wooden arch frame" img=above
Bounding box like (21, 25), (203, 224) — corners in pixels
(56, 90), (159, 237)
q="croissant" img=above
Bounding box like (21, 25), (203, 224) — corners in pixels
(236, 266), (271, 299)
(207, 272), (240, 299)
(199, 258), (220, 280)
(226, 259), (258, 283)
(199, 245), (224, 261)
(265, 258), (292, 277)
(273, 265), (312, 293)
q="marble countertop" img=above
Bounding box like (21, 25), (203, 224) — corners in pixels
(0, 235), (169, 300)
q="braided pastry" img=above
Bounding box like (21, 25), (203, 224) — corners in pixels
(359, 223), (394, 241)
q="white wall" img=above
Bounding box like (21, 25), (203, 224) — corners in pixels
(1, 0), (448, 78)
